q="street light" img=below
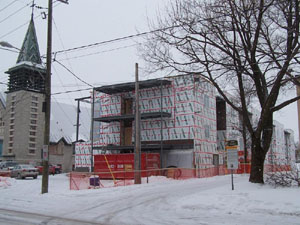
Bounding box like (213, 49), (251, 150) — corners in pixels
(0, 41), (20, 51)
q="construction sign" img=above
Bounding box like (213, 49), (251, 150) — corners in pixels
(226, 140), (238, 169)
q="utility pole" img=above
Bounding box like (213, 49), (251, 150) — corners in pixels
(75, 96), (91, 142)
(90, 89), (95, 172)
(41, 0), (53, 194)
(134, 63), (141, 184)
(42, 0), (68, 194)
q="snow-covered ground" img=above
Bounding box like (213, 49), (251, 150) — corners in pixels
(0, 174), (299, 225)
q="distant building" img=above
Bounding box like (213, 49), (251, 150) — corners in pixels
(0, 93), (6, 159)
(0, 17), (81, 172)
(2, 17), (46, 164)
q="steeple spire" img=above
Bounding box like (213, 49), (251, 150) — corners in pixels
(17, 16), (42, 65)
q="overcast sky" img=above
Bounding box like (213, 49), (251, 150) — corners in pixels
(0, 0), (299, 142)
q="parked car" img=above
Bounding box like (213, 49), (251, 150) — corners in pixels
(53, 165), (62, 174)
(10, 164), (39, 179)
(0, 161), (18, 170)
(35, 165), (56, 175)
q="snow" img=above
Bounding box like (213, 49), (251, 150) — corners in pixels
(0, 174), (299, 225)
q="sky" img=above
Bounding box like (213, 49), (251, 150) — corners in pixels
(0, 0), (299, 142)
(0, 174), (300, 224)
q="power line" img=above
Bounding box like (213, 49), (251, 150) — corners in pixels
(53, 17), (91, 120)
(53, 59), (94, 88)
(52, 25), (183, 55)
(0, 2), (31, 25)
(52, 87), (92, 95)
(0, 1), (61, 39)
(57, 43), (139, 61)
(0, 0), (18, 13)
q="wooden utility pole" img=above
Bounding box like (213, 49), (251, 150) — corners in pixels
(41, 0), (53, 194)
(134, 63), (141, 184)
(75, 96), (91, 142)
(42, 0), (68, 194)
(90, 89), (95, 172)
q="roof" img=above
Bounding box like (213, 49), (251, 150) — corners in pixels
(16, 18), (42, 65)
(95, 78), (171, 94)
(94, 112), (172, 122)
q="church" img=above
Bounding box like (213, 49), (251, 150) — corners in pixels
(1, 16), (46, 165)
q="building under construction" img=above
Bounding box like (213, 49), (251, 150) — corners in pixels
(75, 74), (296, 173)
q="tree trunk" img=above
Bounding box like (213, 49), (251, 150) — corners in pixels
(249, 138), (267, 183)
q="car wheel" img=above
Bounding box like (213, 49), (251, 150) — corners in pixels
(33, 176), (37, 179)
(17, 173), (22, 179)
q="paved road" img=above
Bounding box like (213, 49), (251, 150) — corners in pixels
(0, 209), (104, 225)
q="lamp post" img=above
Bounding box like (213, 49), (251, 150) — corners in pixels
(0, 41), (20, 50)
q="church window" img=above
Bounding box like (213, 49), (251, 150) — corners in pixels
(30, 120), (37, 124)
(29, 149), (35, 154)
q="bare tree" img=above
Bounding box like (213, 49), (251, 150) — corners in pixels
(141, 0), (300, 183)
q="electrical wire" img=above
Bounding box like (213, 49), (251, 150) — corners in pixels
(0, 2), (31, 24)
(0, 1), (60, 39)
(57, 43), (139, 61)
(53, 17), (91, 121)
(0, 0), (18, 13)
(53, 59), (94, 88)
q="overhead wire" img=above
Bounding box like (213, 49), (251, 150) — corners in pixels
(0, 2), (31, 24)
(52, 17), (91, 121)
(0, 1), (61, 39)
(52, 64), (90, 136)
(0, 0), (18, 13)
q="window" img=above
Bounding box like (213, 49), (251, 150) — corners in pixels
(10, 113), (14, 118)
(31, 108), (38, 113)
(9, 131), (13, 135)
(30, 120), (37, 124)
(204, 95), (209, 108)
(8, 149), (12, 154)
(10, 125), (14, 130)
(29, 137), (35, 142)
(10, 119), (14, 124)
(11, 102), (15, 106)
(31, 96), (38, 101)
(9, 143), (13, 147)
(30, 131), (36, 136)
(9, 137), (13, 142)
(31, 102), (38, 107)
(31, 114), (37, 118)
(30, 126), (36, 130)
(12, 96), (16, 101)
(11, 107), (14, 112)
(204, 125), (210, 138)
(29, 149), (35, 154)
(29, 143), (35, 148)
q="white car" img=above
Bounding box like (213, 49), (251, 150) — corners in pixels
(10, 164), (39, 179)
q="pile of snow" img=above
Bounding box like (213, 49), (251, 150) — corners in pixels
(0, 174), (299, 224)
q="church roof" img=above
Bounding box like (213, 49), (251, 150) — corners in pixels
(16, 18), (42, 65)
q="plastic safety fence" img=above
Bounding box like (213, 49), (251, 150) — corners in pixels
(264, 164), (291, 173)
(70, 165), (249, 190)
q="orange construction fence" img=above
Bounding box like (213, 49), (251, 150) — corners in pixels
(70, 164), (252, 190)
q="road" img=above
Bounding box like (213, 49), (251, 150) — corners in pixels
(0, 209), (104, 225)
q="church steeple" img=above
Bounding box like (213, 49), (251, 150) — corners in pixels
(17, 17), (42, 65)
(5, 17), (45, 93)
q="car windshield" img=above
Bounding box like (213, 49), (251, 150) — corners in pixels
(6, 162), (17, 167)
(20, 165), (34, 169)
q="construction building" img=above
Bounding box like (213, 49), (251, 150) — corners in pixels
(75, 74), (296, 173)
